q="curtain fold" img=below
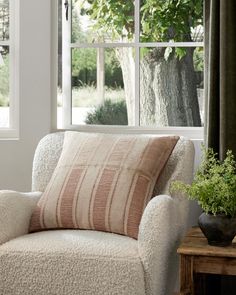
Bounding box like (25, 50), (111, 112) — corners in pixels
(204, 0), (236, 159)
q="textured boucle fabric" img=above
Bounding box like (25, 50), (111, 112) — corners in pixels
(0, 191), (41, 245)
(154, 136), (195, 196)
(0, 230), (145, 295)
(32, 132), (64, 192)
(153, 136), (195, 242)
(139, 195), (180, 295)
(0, 132), (195, 295)
(139, 138), (195, 295)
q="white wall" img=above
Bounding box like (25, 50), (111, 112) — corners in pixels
(0, 0), (51, 191)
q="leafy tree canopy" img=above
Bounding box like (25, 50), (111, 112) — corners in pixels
(79, 0), (203, 42)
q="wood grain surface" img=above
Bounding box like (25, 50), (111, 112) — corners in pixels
(178, 227), (236, 295)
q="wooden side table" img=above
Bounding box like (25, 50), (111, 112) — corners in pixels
(177, 227), (236, 295)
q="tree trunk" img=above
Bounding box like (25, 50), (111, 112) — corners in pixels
(116, 47), (135, 125)
(140, 47), (201, 126)
(117, 47), (201, 127)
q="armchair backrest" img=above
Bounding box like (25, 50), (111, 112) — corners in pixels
(32, 132), (195, 197)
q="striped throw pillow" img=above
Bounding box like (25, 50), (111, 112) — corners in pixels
(30, 132), (179, 239)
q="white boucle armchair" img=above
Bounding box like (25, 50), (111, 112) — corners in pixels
(0, 132), (195, 295)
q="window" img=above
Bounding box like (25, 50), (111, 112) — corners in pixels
(0, 0), (18, 138)
(58, 0), (204, 137)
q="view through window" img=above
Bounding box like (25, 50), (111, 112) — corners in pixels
(0, 0), (9, 128)
(58, 0), (204, 129)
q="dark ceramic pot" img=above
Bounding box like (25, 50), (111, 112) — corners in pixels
(198, 212), (236, 246)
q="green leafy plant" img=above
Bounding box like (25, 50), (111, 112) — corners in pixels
(85, 99), (128, 125)
(171, 147), (236, 216)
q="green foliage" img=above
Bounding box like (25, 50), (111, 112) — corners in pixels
(175, 47), (187, 60)
(72, 48), (123, 88)
(83, 0), (134, 40)
(80, 0), (203, 42)
(193, 47), (204, 71)
(140, 0), (203, 42)
(78, 0), (203, 60)
(71, 4), (125, 87)
(85, 99), (128, 125)
(72, 48), (97, 85)
(171, 147), (236, 217)
(71, 5), (85, 43)
(105, 48), (124, 88)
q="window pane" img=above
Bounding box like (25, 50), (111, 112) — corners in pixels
(57, 1), (62, 128)
(0, 0), (9, 41)
(139, 47), (204, 127)
(140, 0), (203, 42)
(71, 0), (134, 43)
(0, 45), (9, 127)
(71, 47), (97, 125)
(71, 47), (129, 126)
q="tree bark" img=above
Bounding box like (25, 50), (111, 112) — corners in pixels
(140, 47), (201, 126)
(116, 47), (135, 125)
(117, 47), (201, 127)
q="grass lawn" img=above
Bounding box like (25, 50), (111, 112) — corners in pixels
(58, 85), (125, 107)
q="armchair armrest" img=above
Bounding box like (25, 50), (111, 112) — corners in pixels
(138, 194), (187, 295)
(0, 191), (41, 245)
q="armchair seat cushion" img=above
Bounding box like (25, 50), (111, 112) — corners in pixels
(0, 230), (145, 295)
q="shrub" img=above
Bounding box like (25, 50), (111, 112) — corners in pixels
(0, 95), (9, 107)
(85, 99), (128, 125)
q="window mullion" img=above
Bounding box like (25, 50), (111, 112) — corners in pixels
(69, 41), (203, 49)
(0, 0), (19, 137)
(0, 41), (10, 46)
(134, 0), (140, 127)
(58, 0), (204, 138)
(9, 0), (14, 129)
(9, 0), (18, 134)
(62, 0), (72, 128)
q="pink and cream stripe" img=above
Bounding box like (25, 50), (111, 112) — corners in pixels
(30, 132), (179, 239)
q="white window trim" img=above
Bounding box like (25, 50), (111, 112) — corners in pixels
(51, 0), (58, 131)
(52, 0), (204, 140)
(63, 125), (204, 139)
(0, 0), (19, 139)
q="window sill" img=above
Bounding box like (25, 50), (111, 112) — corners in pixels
(0, 128), (19, 140)
(55, 125), (203, 140)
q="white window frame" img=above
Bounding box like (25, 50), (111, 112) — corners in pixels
(0, 0), (19, 139)
(55, 0), (204, 140)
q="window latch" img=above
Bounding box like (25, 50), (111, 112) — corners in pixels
(64, 0), (69, 21)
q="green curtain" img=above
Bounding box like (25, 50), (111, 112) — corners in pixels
(204, 0), (236, 160)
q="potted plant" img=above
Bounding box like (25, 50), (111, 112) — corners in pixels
(171, 147), (236, 246)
